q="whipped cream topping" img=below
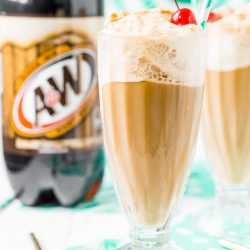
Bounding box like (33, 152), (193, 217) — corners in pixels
(207, 4), (250, 71)
(103, 9), (201, 36)
(98, 9), (206, 86)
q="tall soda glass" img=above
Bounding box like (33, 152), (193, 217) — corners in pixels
(98, 10), (207, 249)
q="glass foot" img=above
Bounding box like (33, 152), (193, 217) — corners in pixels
(193, 196), (250, 241)
(117, 241), (181, 250)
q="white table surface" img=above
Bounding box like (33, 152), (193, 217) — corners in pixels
(0, 120), (210, 250)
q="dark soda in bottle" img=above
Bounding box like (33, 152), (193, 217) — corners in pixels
(0, 0), (105, 206)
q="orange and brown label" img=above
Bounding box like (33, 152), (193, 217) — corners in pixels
(2, 31), (99, 139)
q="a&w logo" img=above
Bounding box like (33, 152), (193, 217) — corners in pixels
(12, 48), (97, 138)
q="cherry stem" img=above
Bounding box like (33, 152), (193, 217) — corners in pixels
(173, 0), (180, 10)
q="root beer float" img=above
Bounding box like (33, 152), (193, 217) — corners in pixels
(195, 6), (250, 238)
(98, 9), (206, 228)
(0, 0), (105, 206)
(203, 4), (250, 186)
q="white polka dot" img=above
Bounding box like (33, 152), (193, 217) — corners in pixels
(228, 231), (237, 236)
(176, 227), (193, 235)
(189, 187), (202, 194)
(191, 237), (209, 244)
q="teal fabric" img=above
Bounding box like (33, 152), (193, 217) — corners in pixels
(65, 160), (250, 249)
(65, 161), (225, 250)
(185, 161), (215, 198)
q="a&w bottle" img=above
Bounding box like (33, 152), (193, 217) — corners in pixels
(0, 0), (105, 206)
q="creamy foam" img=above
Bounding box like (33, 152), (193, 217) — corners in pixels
(98, 9), (206, 86)
(207, 4), (250, 71)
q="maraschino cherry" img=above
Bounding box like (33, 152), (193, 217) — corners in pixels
(170, 0), (197, 25)
(208, 12), (222, 23)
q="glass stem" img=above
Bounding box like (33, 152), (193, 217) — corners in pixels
(130, 228), (170, 249)
(216, 183), (250, 206)
(214, 182), (250, 226)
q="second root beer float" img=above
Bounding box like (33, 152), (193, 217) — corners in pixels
(0, 0), (105, 206)
(204, 5), (250, 186)
(196, 4), (250, 238)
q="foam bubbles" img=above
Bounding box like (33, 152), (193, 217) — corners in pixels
(98, 10), (206, 86)
(98, 33), (206, 86)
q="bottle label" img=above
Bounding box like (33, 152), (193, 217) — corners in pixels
(12, 44), (97, 138)
(1, 17), (103, 152)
